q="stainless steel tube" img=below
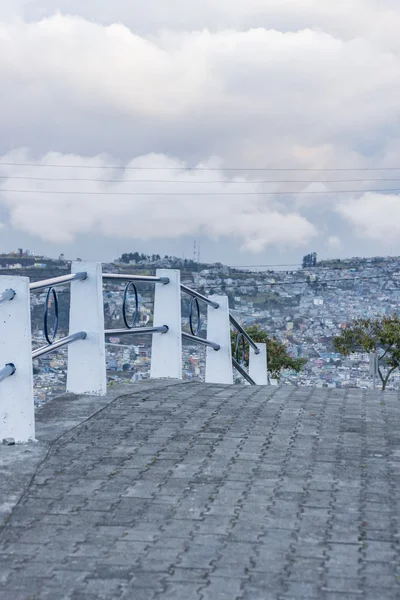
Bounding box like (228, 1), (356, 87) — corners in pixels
(32, 331), (87, 359)
(30, 272), (87, 291)
(105, 326), (169, 336)
(232, 358), (256, 385)
(0, 363), (16, 383)
(0, 289), (16, 303)
(103, 274), (170, 285)
(180, 285), (219, 309)
(182, 332), (220, 351)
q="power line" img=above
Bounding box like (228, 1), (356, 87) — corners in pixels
(230, 262), (399, 269)
(230, 263), (302, 268)
(190, 274), (393, 286)
(4, 175), (400, 184)
(264, 274), (391, 285)
(31, 274), (397, 289)
(2, 187), (400, 196)
(110, 262), (399, 273)
(98, 262), (390, 272)
(3, 162), (400, 171)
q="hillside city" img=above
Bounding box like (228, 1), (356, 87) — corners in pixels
(1, 249), (398, 404)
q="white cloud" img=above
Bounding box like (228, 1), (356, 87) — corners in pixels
(1, 15), (400, 160)
(0, 151), (317, 251)
(1, 6), (400, 258)
(337, 193), (400, 244)
(15, 1), (400, 54)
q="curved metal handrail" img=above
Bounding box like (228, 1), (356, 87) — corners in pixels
(229, 314), (260, 354)
(122, 282), (139, 329)
(189, 297), (201, 336)
(0, 363), (16, 383)
(32, 332), (87, 359)
(235, 332), (246, 365)
(30, 272), (87, 291)
(44, 287), (59, 344)
(30, 272), (88, 348)
(182, 332), (220, 351)
(180, 285), (219, 309)
(0, 289), (16, 303)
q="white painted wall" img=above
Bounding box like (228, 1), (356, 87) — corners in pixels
(151, 269), (182, 380)
(0, 276), (35, 442)
(67, 262), (107, 395)
(205, 295), (233, 384)
(249, 343), (269, 385)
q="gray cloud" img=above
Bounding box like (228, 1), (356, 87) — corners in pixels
(0, 3), (400, 261)
(0, 151), (316, 250)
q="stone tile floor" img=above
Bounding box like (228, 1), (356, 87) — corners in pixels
(1, 381), (400, 599)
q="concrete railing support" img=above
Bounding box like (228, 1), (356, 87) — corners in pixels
(67, 262), (107, 395)
(205, 295), (233, 384)
(0, 276), (35, 442)
(151, 269), (182, 380)
(249, 342), (269, 385)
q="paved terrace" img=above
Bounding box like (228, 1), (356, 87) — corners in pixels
(1, 382), (400, 600)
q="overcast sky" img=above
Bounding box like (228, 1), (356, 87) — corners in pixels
(1, 1), (400, 266)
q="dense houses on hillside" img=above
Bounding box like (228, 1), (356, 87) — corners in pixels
(2, 251), (399, 402)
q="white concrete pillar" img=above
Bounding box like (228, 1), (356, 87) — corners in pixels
(0, 276), (35, 442)
(205, 295), (233, 384)
(150, 269), (182, 380)
(67, 262), (107, 395)
(249, 343), (269, 385)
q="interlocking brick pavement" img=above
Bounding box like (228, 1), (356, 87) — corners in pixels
(1, 382), (400, 599)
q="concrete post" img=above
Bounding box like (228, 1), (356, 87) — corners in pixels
(249, 342), (269, 385)
(67, 262), (107, 395)
(205, 295), (233, 384)
(150, 269), (182, 380)
(0, 276), (35, 442)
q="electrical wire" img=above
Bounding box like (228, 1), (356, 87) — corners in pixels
(262, 274), (391, 285)
(2, 187), (400, 196)
(229, 262), (398, 270)
(2, 162), (400, 171)
(4, 175), (400, 184)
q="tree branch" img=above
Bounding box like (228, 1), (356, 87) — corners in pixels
(379, 346), (392, 361)
(384, 365), (397, 382)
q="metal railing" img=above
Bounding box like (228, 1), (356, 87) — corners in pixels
(2, 270), (264, 386)
(106, 326), (168, 336)
(180, 285), (262, 384)
(182, 332), (220, 351)
(229, 314), (259, 385)
(32, 332), (87, 359)
(30, 272), (88, 359)
(0, 288), (16, 303)
(180, 284), (219, 309)
(1, 264), (270, 442)
(229, 314), (260, 354)
(0, 285), (16, 386)
(102, 273), (169, 337)
(103, 274), (170, 285)
(0, 363), (16, 383)
(232, 358), (256, 385)
(29, 271), (87, 291)
(181, 285), (220, 352)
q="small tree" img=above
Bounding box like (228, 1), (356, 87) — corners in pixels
(231, 325), (307, 381)
(333, 315), (400, 390)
